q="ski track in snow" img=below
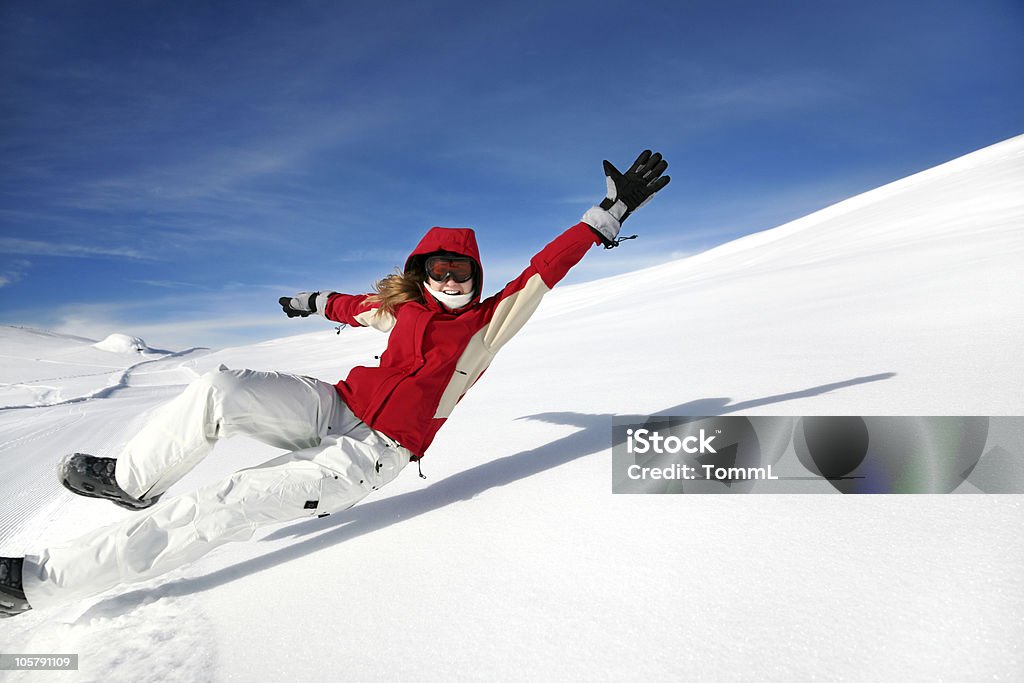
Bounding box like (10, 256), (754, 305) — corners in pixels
(0, 347), (210, 411)
(1, 136), (1023, 680)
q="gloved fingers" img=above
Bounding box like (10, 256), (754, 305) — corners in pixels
(648, 174), (671, 193)
(626, 150), (652, 176)
(279, 295), (310, 318)
(634, 152), (666, 182)
(645, 157), (668, 182)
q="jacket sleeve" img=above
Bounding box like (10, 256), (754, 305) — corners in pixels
(476, 221), (600, 351)
(431, 222), (600, 419)
(322, 293), (396, 332)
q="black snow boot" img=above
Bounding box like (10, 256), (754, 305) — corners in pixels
(0, 557), (30, 617)
(58, 453), (161, 511)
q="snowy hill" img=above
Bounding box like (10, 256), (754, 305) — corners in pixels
(0, 329), (202, 410)
(1, 136), (1022, 680)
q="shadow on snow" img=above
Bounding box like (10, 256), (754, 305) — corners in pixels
(78, 372), (895, 618)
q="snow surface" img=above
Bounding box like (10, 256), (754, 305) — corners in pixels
(1, 135), (1023, 681)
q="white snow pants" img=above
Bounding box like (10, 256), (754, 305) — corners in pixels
(22, 367), (412, 609)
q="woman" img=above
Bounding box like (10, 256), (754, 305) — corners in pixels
(0, 151), (670, 617)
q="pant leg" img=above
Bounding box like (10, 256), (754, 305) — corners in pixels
(116, 367), (348, 500)
(23, 423), (411, 609)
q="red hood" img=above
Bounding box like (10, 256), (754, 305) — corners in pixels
(405, 227), (483, 307)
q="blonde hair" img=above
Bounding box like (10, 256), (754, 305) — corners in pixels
(363, 261), (426, 317)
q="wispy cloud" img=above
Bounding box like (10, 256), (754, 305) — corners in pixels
(676, 69), (857, 116)
(334, 248), (411, 265)
(40, 283), (337, 350)
(53, 310), (287, 338)
(0, 238), (146, 259)
(131, 279), (206, 290)
(0, 259), (31, 287)
(50, 309), (297, 351)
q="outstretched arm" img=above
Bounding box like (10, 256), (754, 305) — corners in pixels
(431, 150), (672, 418)
(279, 291), (395, 332)
(477, 149), (672, 350)
(475, 223), (599, 351)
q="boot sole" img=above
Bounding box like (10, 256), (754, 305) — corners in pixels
(0, 587), (30, 617)
(58, 454), (160, 511)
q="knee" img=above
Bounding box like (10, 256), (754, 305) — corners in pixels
(184, 369), (252, 422)
(193, 367), (246, 397)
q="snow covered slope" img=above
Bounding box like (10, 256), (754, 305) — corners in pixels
(1, 136), (1022, 680)
(0, 328), (170, 409)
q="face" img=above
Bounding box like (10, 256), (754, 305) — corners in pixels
(425, 275), (474, 295)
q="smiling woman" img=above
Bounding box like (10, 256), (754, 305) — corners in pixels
(0, 150), (671, 616)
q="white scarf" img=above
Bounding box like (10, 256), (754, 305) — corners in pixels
(424, 285), (473, 310)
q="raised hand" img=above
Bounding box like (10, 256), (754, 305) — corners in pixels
(583, 150), (671, 248)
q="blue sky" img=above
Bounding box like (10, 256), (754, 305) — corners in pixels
(1, 0), (1022, 349)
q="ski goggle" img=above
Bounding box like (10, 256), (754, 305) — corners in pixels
(424, 255), (475, 283)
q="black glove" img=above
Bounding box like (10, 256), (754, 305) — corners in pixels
(601, 150), (670, 222)
(582, 150), (670, 248)
(279, 291), (328, 318)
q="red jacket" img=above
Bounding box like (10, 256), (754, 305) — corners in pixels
(323, 222), (600, 458)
